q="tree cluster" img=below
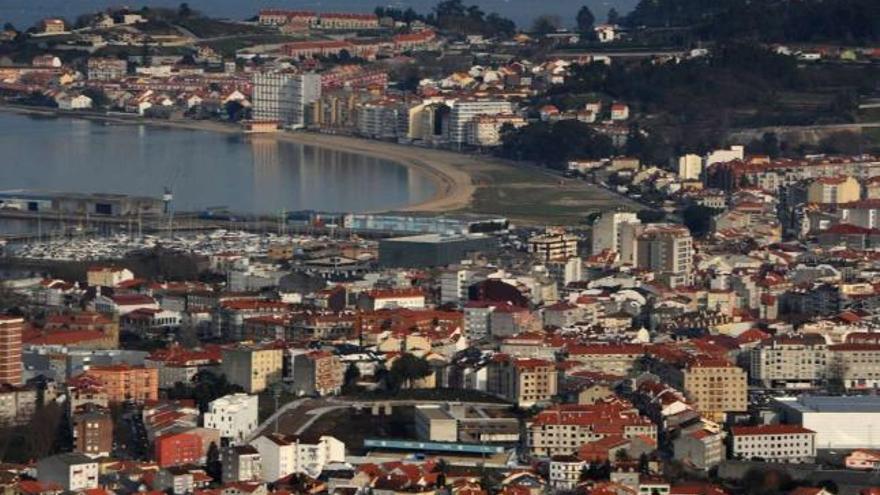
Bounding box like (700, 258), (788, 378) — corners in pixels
(497, 120), (615, 169)
(624, 0), (880, 45)
(427, 0), (516, 38)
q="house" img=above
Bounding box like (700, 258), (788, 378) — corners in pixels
(611, 103), (630, 121)
(595, 24), (618, 43)
(845, 449), (880, 470)
(40, 19), (66, 34)
(37, 453), (99, 491)
(250, 434), (345, 481)
(57, 94), (93, 111)
(203, 394), (259, 445)
(87, 266), (135, 287)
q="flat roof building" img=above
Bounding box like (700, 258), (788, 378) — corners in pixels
(774, 395), (880, 449)
(378, 233), (498, 268)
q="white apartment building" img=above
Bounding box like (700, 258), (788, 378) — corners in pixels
(440, 268), (474, 305)
(37, 453), (99, 491)
(468, 114), (526, 146)
(253, 72), (321, 128)
(251, 434), (345, 481)
(222, 445), (262, 483)
(448, 100), (515, 145)
(549, 456), (586, 490)
(705, 145), (744, 167)
(678, 154), (703, 181)
(731, 425), (816, 463)
(357, 101), (408, 139)
(591, 211), (641, 255)
(749, 335), (828, 389)
(203, 393), (259, 445)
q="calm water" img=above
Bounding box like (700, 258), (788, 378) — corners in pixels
(0, 112), (437, 215)
(0, 0), (637, 31)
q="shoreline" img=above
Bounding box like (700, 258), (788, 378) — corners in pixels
(0, 104), (475, 215)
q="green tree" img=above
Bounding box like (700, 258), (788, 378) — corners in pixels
(531, 15), (561, 35)
(389, 353), (432, 390)
(607, 8), (620, 24)
(178, 3), (193, 18)
(576, 6), (596, 33)
(682, 204), (718, 238)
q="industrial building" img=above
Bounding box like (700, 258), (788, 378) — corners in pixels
(774, 395), (880, 449)
(0, 190), (165, 216)
(343, 213), (509, 235)
(378, 233), (498, 267)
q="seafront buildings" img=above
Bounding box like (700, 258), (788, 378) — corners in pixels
(5, 4), (880, 495)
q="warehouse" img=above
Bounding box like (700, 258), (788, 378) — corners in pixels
(774, 395), (880, 449)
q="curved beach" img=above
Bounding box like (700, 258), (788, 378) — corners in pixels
(0, 105), (475, 214)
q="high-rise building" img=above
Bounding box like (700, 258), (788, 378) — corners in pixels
(677, 153), (703, 180)
(253, 72), (321, 128)
(591, 211), (641, 255)
(634, 224), (694, 288)
(448, 100), (515, 144)
(0, 316), (23, 386)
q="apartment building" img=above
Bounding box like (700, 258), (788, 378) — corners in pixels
(749, 335), (828, 389)
(37, 453), (98, 491)
(448, 100), (516, 145)
(731, 424), (816, 463)
(528, 229), (579, 262)
(527, 400), (657, 457)
(565, 344), (645, 376)
(549, 456), (586, 490)
(469, 114), (527, 147)
(682, 360), (747, 421)
(487, 355), (558, 407)
(221, 344), (284, 394)
(634, 224), (694, 288)
(78, 365), (158, 403)
(357, 288), (426, 311)
(223, 445), (262, 483)
(673, 429), (725, 471)
(806, 176), (860, 205)
(285, 349), (345, 397)
(72, 405), (113, 458)
(250, 433), (345, 481)
(357, 100), (408, 139)
(203, 393), (259, 445)
(0, 316), (23, 385)
(591, 211), (641, 256)
(253, 72), (321, 128)
(87, 57), (128, 81)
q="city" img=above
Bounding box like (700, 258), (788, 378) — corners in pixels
(0, 0), (879, 495)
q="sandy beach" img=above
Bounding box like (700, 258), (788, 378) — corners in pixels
(0, 104), (641, 225)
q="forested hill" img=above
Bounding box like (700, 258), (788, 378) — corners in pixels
(623, 0), (880, 44)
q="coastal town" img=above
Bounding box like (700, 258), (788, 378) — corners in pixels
(1, 1), (880, 495)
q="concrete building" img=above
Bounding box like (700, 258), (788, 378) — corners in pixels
(203, 393), (259, 445)
(774, 395), (880, 449)
(0, 316), (23, 385)
(683, 361), (747, 421)
(549, 456), (586, 490)
(592, 211), (641, 256)
(37, 453), (99, 491)
(528, 229), (579, 262)
(448, 100), (516, 145)
(223, 445), (263, 483)
(72, 405), (113, 458)
(251, 433), (345, 481)
(487, 356), (558, 407)
(705, 145), (744, 167)
(806, 176), (860, 205)
(0, 384), (36, 426)
(673, 429), (725, 471)
(357, 288), (425, 311)
(469, 114), (527, 146)
(87, 57), (128, 81)
(678, 154), (703, 181)
(440, 268), (475, 305)
(749, 335), (828, 389)
(77, 365), (158, 403)
(378, 233), (498, 268)
(284, 349), (345, 397)
(634, 224), (694, 288)
(221, 345), (284, 394)
(253, 72), (321, 128)
(415, 405), (458, 442)
(730, 424), (816, 463)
